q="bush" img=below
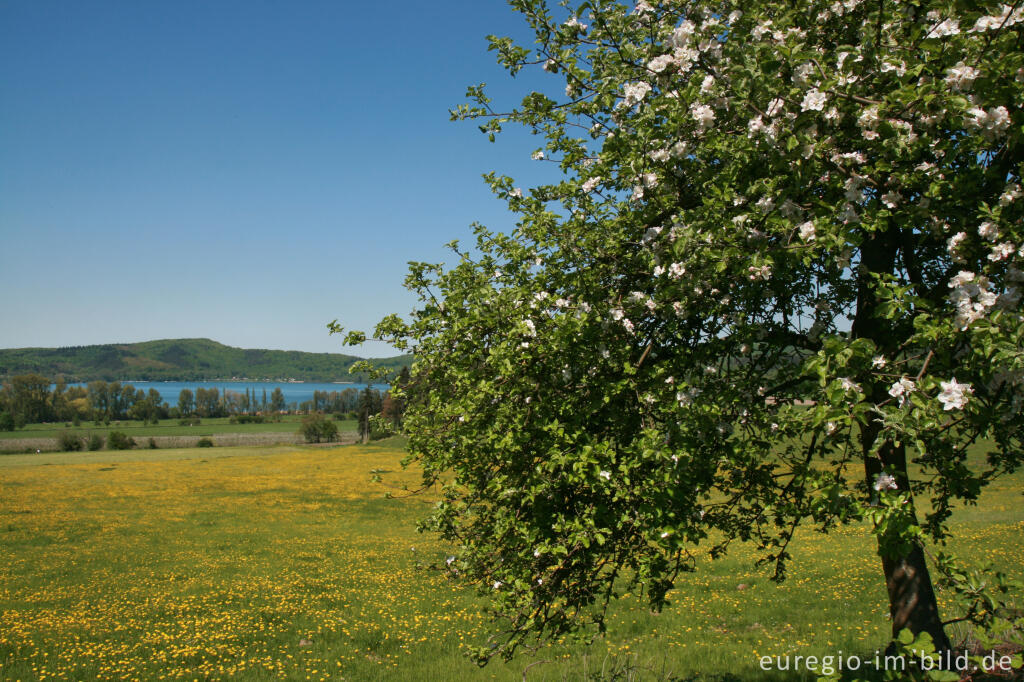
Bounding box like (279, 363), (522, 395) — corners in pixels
(299, 414), (339, 443)
(179, 418), (200, 426)
(87, 435), (104, 451)
(196, 437), (214, 448)
(58, 432), (84, 452)
(107, 431), (135, 450)
(147, 437), (158, 449)
(0, 412), (16, 432)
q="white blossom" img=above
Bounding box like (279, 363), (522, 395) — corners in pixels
(874, 473), (898, 491)
(880, 192), (900, 209)
(599, 470), (611, 480)
(949, 270), (976, 289)
(671, 20), (697, 48)
(945, 62), (979, 91)
(690, 103), (716, 130)
(978, 221), (999, 241)
(999, 183), (1022, 206)
(581, 176), (602, 193)
(648, 148), (670, 163)
(966, 106), (1012, 138)
(623, 81), (652, 107)
(947, 232), (967, 262)
(676, 387), (702, 407)
(970, 5), (1024, 32)
(840, 377), (861, 393)
(800, 89), (827, 112)
(988, 242), (1016, 262)
(858, 107), (880, 130)
(509, 188), (523, 199)
(531, 150), (545, 160)
(948, 271), (1000, 328)
(564, 16), (587, 31)
(799, 221), (816, 241)
(751, 20), (773, 39)
(793, 62), (815, 86)
(648, 54), (675, 73)
(765, 98), (785, 117)
(888, 377), (916, 406)
(872, 355), (887, 369)
(929, 18), (960, 36)
(834, 151), (867, 165)
(748, 115), (766, 137)
(937, 378), (973, 411)
(671, 46), (699, 72)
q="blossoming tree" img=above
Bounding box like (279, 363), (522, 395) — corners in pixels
(342, 0), (1023, 663)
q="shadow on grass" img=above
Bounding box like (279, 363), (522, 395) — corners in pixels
(517, 653), (822, 682)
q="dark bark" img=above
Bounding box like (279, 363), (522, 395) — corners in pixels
(853, 229), (953, 655)
(861, 423), (953, 653)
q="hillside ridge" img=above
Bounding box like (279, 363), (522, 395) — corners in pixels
(0, 338), (410, 382)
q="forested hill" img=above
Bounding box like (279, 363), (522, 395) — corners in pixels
(0, 339), (412, 382)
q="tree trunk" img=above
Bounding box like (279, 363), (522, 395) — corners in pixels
(862, 427), (952, 653)
(854, 228), (953, 655)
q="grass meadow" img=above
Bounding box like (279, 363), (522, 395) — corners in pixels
(0, 415), (357, 441)
(0, 438), (1020, 681)
(0, 416), (359, 453)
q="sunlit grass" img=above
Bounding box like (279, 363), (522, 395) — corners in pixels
(0, 438), (1020, 680)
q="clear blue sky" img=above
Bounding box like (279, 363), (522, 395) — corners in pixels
(0, 1), (559, 357)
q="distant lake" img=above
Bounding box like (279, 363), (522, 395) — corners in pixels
(64, 381), (390, 407)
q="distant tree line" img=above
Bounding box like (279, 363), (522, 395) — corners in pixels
(0, 374), (168, 428)
(0, 372), (409, 434)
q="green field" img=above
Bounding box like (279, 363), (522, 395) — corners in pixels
(0, 440), (1020, 680)
(0, 415), (357, 441)
(0, 416), (361, 454)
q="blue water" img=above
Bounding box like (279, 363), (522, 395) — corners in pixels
(64, 381), (389, 407)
